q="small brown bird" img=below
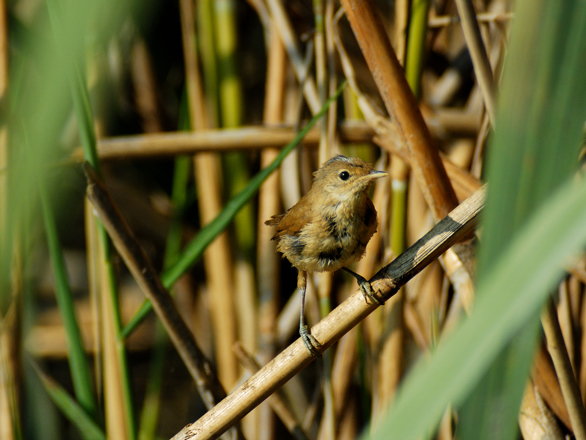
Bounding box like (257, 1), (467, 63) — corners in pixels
(266, 155), (387, 355)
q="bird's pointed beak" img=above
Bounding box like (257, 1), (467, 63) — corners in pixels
(362, 169), (388, 181)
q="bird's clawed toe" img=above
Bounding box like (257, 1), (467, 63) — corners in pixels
(300, 324), (322, 357)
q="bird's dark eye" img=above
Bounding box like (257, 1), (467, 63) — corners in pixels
(339, 171), (350, 181)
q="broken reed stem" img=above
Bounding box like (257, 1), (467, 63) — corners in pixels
(171, 185), (486, 440)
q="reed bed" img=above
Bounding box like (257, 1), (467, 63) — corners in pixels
(2, 0), (586, 440)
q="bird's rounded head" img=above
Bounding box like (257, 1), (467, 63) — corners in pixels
(312, 155), (387, 199)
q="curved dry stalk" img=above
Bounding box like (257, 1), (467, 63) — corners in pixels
(453, 0), (497, 125)
(171, 185), (486, 440)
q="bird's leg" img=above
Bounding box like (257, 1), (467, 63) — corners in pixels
(342, 267), (382, 306)
(298, 270), (322, 357)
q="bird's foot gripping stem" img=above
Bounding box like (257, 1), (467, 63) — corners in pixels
(300, 324), (322, 357)
(343, 267), (383, 306)
(357, 276), (383, 306)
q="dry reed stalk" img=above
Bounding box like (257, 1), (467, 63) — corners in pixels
(171, 185), (485, 440)
(453, 0), (497, 124)
(254, 22), (288, 440)
(470, 112), (491, 179)
(234, 262), (257, 361)
(409, 260), (444, 345)
(337, 397), (358, 440)
(531, 347), (570, 430)
(373, 291), (404, 425)
(275, 286), (303, 347)
(71, 114), (480, 162)
(356, 167), (389, 355)
(310, 6), (337, 432)
(578, 296), (586, 402)
(0, 305), (19, 439)
(373, 161), (410, 424)
(329, 324), (358, 421)
(313, 0), (327, 162)
(73, 122), (376, 161)
(558, 280), (576, 371)
(394, 0), (409, 62)
(179, 0), (238, 390)
(130, 37), (164, 133)
(325, 0), (338, 155)
(542, 300), (586, 439)
(427, 108), (481, 136)
(92, 214), (129, 440)
(340, 171), (388, 429)
(571, 257), (586, 285)
(265, 0), (320, 114)
(83, 89), (133, 437)
(371, 1), (410, 422)
(404, 296), (431, 350)
(428, 11), (514, 28)
(568, 276), (582, 326)
(84, 198), (102, 398)
(316, 6), (342, 429)
(437, 405), (454, 440)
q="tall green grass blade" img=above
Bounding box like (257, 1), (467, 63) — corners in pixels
(370, 173), (586, 440)
(38, 176), (97, 419)
(46, 0), (136, 437)
(122, 81), (347, 338)
(31, 360), (106, 440)
(459, 0), (586, 438)
(4, 0), (137, 436)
